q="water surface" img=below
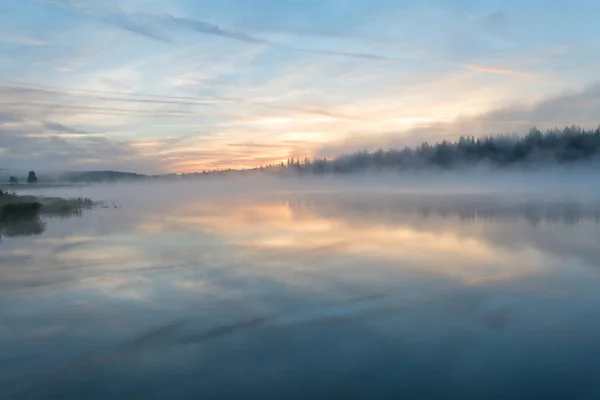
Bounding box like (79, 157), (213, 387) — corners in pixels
(2, 181), (600, 399)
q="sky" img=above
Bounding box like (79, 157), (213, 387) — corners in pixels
(1, 0), (599, 173)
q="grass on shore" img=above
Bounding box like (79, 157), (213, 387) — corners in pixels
(0, 189), (95, 220)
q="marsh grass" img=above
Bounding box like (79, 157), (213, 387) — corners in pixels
(0, 189), (96, 220)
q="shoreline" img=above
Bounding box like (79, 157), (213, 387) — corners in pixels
(0, 189), (95, 219)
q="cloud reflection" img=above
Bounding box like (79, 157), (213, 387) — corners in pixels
(2, 187), (600, 398)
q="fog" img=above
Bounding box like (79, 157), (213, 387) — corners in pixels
(14, 166), (600, 204)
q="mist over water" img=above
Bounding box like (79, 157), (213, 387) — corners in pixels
(2, 173), (600, 399)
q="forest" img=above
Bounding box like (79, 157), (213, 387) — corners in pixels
(269, 126), (600, 174)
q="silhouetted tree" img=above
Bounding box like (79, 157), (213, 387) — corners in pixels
(9, 176), (18, 184)
(27, 171), (37, 184)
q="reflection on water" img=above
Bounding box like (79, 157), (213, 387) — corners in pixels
(0, 203), (95, 240)
(0, 218), (46, 238)
(1, 187), (600, 399)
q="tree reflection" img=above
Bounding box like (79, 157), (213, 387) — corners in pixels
(0, 217), (46, 238)
(288, 194), (600, 227)
(0, 200), (93, 241)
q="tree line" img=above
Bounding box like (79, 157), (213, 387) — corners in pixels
(6, 126), (599, 182)
(260, 126), (600, 174)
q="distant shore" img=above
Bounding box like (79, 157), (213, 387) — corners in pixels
(0, 183), (88, 190)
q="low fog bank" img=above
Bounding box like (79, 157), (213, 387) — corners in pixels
(11, 166), (600, 207)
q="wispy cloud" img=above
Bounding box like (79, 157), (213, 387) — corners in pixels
(43, 121), (90, 135)
(49, 1), (408, 63)
(147, 15), (538, 73)
(42, 2), (535, 74)
(101, 13), (172, 43)
(161, 13), (409, 62)
(160, 14), (267, 44)
(2, 35), (49, 46)
(288, 47), (406, 62)
(462, 64), (537, 78)
(0, 125), (159, 172)
(0, 82), (355, 120)
(0, 112), (21, 124)
(44, 0), (172, 43)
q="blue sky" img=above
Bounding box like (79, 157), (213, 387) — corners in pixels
(1, 0), (599, 173)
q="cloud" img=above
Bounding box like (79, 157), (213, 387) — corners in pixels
(101, 13), (172, 43)
(0, 82), (353, 121)
(483, 10), (511, 37)
(161, 14), (408, 62)
(161, 13), (407, 62)
(0, 83), (218, 120)
(2, 35), (49, 46)
(227, 142), (292, 149)
(41, 0), (79, 8)
(45, 0), (172, 43)
(43, 3), (534, 75)
(160, 14), (266, 44)
(43, 122), (90, 135)
(0, 84), (166, 173)
(316, 83), (600, 156)
(47, 2), (249, 45)
(155, 15), (537, 74)
(0, 113), (21, 125)
(462, 64), (536, 78)
(288, 47), (406, 62)
(0, 125), (161, 173)
(486, 83), (600, 125)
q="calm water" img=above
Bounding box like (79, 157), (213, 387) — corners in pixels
(2, 181), (600, 399)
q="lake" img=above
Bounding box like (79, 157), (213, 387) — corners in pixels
(2, 178), (600, 399)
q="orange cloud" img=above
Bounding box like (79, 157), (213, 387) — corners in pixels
(462, 64), (537, 78)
